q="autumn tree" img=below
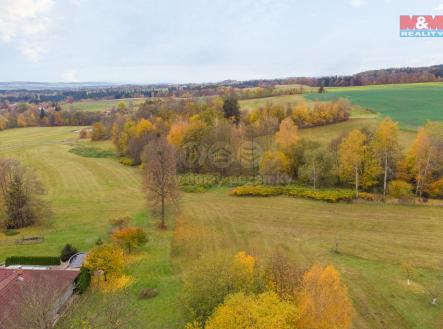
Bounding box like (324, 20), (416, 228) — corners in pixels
(0, 273), (66, 329)
(299, 147), (334, 190)
(259, 151), (290, 184)
(339, 130), (367, 198)
(275, 117), (299, 152)
(167, 121), (189, 147)
(182, 251), (264, 322)
(59, 290), (139, 329)
(0, 159), (49, 229)
(91, 122), (106, 141)
(203, 292), (299, 329)
(83, 244), (125, 282)
(297, 264), (353, 329)
(222, 94), (240, 124)
(373, 117), (400, 200)
(408, 122), (443, 199)
(143, 136), (179, 229)
(111, 227), (147, 253)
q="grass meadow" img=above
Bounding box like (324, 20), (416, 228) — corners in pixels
(62, 98), (146, 112)
(304, 82), (443, 129)
(0, 127), (442, 328)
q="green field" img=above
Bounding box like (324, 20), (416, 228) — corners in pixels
(305, 82), (443, 129)
(62, 98), (146, 112)
(239, 94), (305, 111)
(1, 127), (442, 328)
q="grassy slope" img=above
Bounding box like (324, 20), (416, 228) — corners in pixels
(239, 92), (416, 148)
(62, 98), (146, 112)
(1, 127), (441, 328)
(174, 190), (443, 329)
(0, 127), (184, 328)
(304, 82), (443, 129)
(239, 94), (305, 111)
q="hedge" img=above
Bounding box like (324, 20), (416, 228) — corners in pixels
(5, 256), (61, 267)
(230, 185), (355, 203)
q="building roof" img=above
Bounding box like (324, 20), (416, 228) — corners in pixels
(0, 268), (79, 327)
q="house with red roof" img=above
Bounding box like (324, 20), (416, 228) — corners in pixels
(0, 268), (79, 328)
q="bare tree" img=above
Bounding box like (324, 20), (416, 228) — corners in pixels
(0, 273), (65, 329)
(59, 291), (139, 329)
(143, 135), (179, 229)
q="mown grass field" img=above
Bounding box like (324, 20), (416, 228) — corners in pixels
(0, 127), (183, 328)
(62, 98), (146, 112)
(304, 82), (443, 129)
(174, 190), (443, 329)
(0, 127), (442, 328)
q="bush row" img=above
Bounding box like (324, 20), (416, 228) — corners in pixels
(5, 256), (61, 266)
(230, 185), (355, 203)
(179, 174), (259, 192)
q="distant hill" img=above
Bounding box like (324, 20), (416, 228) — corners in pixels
(0, 82), (122, 91)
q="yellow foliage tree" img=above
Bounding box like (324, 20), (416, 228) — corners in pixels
(167, 122), (189, 147)
(204, 292), (299, 329)
(373, 117), (400, 200)
(83, 244), (125, 282)
(259, 151), (290, 180)
(17, 114), (27, 128)
(275, 117), (298, 151)
(339, 129), (366, 197)
(298, 264), (352, 329)
(134, 118), (155, 137)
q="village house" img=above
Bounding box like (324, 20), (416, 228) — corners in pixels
(0, 268), (79, 328)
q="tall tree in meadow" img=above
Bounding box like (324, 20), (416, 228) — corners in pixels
(0, 159), (48, 229)
(339, 130), (366, 198)
(373, 117), (400, 200)
(297, 264), (353, 329)
(222, 94), (240, 124)
(143, 136), (179, 229)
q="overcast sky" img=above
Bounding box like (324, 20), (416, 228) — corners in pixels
(1, 0), (443, 83)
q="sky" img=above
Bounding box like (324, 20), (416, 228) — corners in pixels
(1, 0), (443, 83)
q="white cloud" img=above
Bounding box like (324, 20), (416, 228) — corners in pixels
(0, 0), (54, 60)
(62, 69), (80, 82)
(349, 0), (366, 7)
(433, 3), (443, 12)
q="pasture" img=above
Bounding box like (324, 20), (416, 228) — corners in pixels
(0, 127), (442, 328)
(304, 82), (443, 129)
(62, 98), (146, 112)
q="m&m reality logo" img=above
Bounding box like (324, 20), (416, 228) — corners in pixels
(400, 15), (443, 37)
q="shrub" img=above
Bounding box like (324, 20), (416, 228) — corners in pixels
(231, 185), (354, 203)
(119, 157), (136, 166)
(358, 192), (379, 201)
(3, 229), (19, 236)
(5, 256), (61, 267)
(60, 244), (78, 262)
(230, 185), (284, 197)
(111, 227), (147, 253)
(428, 178), (443, 198)
(388, 180), (412, 199)
(286, 187), (354, 203)
(76, 267), (91, 294)
(139, 288), (158, 300)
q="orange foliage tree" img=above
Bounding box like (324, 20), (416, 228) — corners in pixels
(111, 227), (147, 253)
